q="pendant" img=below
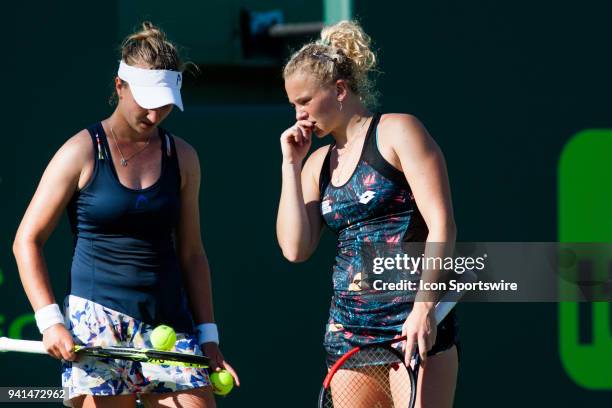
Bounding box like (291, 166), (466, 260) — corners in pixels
(121, 159), (128, 167)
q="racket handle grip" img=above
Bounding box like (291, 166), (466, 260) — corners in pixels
(0, 337), (47, 354)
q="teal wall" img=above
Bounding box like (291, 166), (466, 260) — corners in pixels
(1, 1), (611, 406)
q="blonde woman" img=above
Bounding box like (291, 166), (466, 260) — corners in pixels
(277, 21), (458, 407)
(13, 22), (238, 407)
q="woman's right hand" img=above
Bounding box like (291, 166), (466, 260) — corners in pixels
(280, 120), (315, 164)
(42, 324), (76, 361)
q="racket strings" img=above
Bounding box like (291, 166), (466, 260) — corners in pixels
(321, 347), (414, 408)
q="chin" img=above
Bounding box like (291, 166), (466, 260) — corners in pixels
(313, 126), (328, 138)
(137, 122), (155, 131)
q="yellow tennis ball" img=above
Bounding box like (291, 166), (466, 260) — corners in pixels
(210, 370), (234, 396)
(150, 325), (176, 351)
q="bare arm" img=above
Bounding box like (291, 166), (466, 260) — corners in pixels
(389, 116), (456, 241)
(173, 138), (215, 325)
(276, 144), (327, 262)
(12, 130), (91, 359)
(173, 136), (240, 384)
(384, 114), (457, 300)
(380, 114), (457, 363)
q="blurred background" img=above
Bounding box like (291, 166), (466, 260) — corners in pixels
(1, 0), (611, 406)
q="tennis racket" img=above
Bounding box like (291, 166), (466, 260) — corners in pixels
(0, 337), (210, 368)
(318, 270), (477, 408)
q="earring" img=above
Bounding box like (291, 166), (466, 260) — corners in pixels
(338, 101), (343, 111)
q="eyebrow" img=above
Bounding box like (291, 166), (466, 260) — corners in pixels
(294, 96), (311, 104)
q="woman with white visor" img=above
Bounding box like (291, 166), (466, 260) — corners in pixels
(13, 22), (238, 407)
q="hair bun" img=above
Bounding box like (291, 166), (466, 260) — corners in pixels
(283, 20), (379, 108)
(126, 21), (167, 43)
(320, 20), (376, 75)
(120, 21), (181, 71)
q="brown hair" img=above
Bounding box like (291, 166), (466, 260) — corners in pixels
(283, 20), (379, 107)
(121, 21), (182, 70)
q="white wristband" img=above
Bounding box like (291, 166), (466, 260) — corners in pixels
(34, 303), (65, 334)
(195, 323), (219, 345)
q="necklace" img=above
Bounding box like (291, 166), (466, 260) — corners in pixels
(110, 127), (152, 167)
(333, 116), (372, 185)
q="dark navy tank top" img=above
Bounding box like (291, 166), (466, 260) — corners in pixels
(66, 122), (193, 332)
(319, 113), (434, 357)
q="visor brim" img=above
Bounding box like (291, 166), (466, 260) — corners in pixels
(130, 85), (184, 112)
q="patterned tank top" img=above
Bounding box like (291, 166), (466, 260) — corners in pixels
(319, 113), (429, 357)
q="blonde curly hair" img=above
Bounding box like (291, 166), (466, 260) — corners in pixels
(283, 20), (379, 107)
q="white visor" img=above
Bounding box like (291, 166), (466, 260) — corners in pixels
(117, 61), (184, 111)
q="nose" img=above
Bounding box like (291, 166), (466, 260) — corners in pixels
(295, 108), (308, 121)
(147, 106), (172, 124)
(146, 110), (160, 124)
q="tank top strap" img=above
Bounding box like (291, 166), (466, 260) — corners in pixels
(86, 122), (111, 162)
(362, 112), (383, 164)
(159, 127), (181, 187)
(319, 144), (334, 198)
(362, 113), (410, 188)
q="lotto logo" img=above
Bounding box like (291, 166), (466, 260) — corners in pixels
(359, 191), (376, 204)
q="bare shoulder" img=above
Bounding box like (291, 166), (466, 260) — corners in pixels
(305, 144), (331, 169)
(378, 113), (437, 152)
(37, 128), (95, 190)
(303, 144), (332, 182)
(170, 134), (200, 191)
(379, 113), (428, 138)
(61, 129), (93, 156)
(55, 129), (94, 170)
(171, 134), (199, 168)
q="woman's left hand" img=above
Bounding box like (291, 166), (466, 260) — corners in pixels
(401, 304), (437, 368)
(201, 342), (241, 386)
